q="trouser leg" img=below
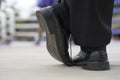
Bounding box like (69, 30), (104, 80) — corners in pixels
(64, 0), (114, 47)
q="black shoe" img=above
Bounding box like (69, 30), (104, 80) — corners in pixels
(73, 50), (110, 70)
(73, 51), (87, 64)
(36, 3), (73, 66)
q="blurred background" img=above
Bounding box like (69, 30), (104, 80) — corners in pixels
(0, 0), (120, 80)
(0, 0), (60, 45)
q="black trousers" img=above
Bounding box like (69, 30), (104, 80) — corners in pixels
(63, 0), (114, 47)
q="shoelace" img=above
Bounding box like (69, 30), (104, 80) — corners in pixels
(69, 35), (73, 61)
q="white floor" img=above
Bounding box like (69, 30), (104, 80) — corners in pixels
(0, 39), (120, 80)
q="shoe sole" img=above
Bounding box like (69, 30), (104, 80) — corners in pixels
(77, 61), (110, 71)
(36, 6), (73, 66)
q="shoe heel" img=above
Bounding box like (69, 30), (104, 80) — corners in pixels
(36, 7), (55, 34)
(82, 61), (110, 71)
(36, 10), (47, 31)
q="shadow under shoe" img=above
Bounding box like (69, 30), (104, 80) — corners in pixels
(36, 3), (73, 66)
(73, 50), (110, 71)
